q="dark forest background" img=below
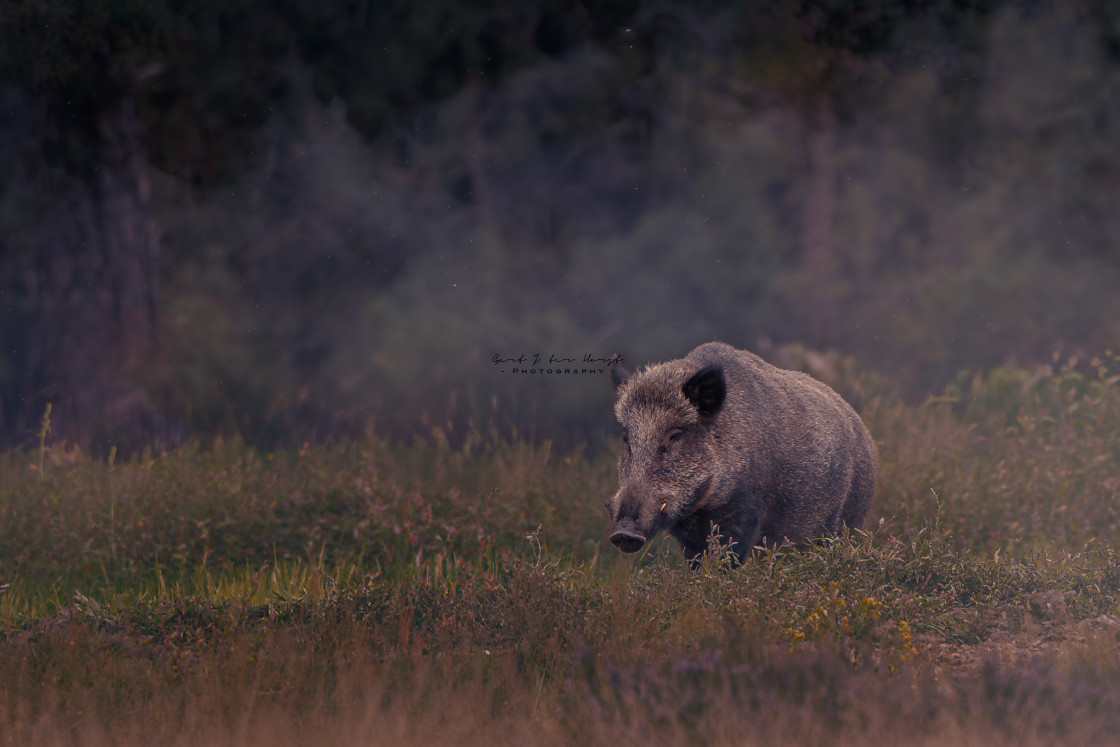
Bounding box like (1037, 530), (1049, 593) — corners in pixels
(2, 0), (1120, 453)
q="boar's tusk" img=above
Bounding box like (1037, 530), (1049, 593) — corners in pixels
(660, 501), (669, 514)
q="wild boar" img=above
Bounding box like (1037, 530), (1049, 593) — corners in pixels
(607, 341), (877, 564)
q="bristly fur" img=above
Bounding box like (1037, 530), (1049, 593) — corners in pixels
(607, 341), (878, 566)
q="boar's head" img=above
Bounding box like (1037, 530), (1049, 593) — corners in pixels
(606, 359), (725, 554)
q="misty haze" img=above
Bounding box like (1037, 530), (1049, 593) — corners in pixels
(3, 1), (1119, 451)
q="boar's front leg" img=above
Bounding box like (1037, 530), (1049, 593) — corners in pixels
(670, 513), (713, 565)
(671, 503), (762, 567)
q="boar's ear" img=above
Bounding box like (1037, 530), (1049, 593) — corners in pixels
(682, 364), (725, 418)
(608, 355), (630, 393)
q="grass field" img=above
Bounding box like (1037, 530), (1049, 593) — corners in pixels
(3, 358), (1120, 745)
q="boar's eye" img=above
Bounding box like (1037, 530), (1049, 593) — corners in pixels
(660, 429), (684, 455)
(621, 429), (629, 444)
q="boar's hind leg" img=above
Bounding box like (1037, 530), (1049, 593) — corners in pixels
(840, 457), (874, 532)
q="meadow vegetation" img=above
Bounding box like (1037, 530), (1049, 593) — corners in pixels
(3, 356), (1120, 745)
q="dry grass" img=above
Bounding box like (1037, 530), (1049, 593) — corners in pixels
(3, 358), (1120, 745)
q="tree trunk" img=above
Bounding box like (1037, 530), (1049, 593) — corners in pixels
(26, 96), (161, 452)
(800, 94), (839, 346)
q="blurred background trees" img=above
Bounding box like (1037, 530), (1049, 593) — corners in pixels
(2, 0), (1119, 452)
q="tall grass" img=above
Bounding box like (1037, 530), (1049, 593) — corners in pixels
(2, 360), (1120, 745)
(871, 354), (1120, 554)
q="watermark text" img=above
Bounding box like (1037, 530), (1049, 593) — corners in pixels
(492, 353), (623, 375)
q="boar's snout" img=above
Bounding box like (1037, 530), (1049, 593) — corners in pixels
(609, 527), (647, 554)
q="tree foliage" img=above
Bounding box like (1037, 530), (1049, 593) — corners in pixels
(2, 0), (1120, 449)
